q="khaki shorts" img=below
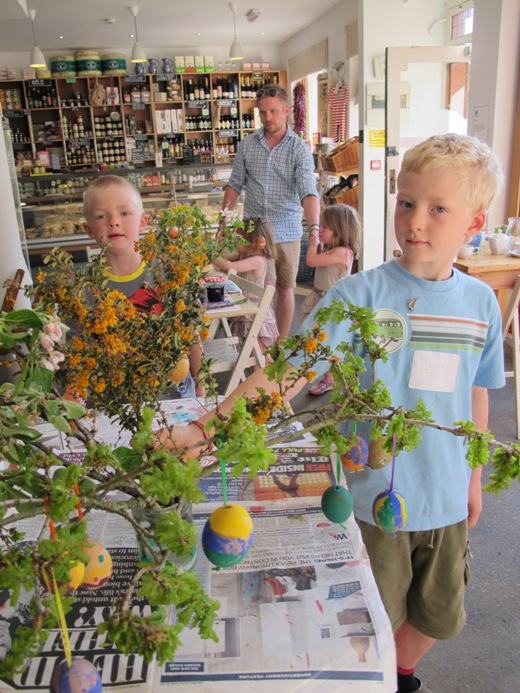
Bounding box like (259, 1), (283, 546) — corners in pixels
(358, 519), (470, 640)
(267, 240), (301, 289)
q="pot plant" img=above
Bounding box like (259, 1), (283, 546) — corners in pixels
(0, 206), (519, 681)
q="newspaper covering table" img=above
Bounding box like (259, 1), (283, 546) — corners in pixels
(0, 398), (396, 692)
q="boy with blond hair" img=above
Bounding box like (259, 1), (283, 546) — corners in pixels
(82, 175), (202, 397)
(161, 134), (505, 692)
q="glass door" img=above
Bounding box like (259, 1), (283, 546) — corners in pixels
(384, 46), (470, 259)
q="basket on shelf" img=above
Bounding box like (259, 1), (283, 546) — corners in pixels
(325, 185), (359, 209)
(320, 136), (359, 173)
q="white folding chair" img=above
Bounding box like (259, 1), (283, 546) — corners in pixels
(203, 269), (275, 396)
(86, 245), (102, 260)
(502, 274), (520, 439)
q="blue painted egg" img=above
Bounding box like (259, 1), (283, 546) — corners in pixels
(321, 485), (354, 524)
(372, 489), (408, 532)
(50, 657), (102, 693)
(202, 504), (254, 568)
(341, 436), (369, 472)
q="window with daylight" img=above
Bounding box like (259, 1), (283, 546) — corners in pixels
(447, 1), (474, 43)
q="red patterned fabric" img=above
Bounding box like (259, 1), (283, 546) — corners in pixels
(328, 84), (349, 142)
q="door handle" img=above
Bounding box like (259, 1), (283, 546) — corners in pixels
(389, 169), (396, 194)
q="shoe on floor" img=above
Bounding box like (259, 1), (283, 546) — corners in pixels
(396, 678), (434, 693)
(308, 378), (334, 395)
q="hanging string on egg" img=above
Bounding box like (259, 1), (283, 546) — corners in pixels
(372, 434), (408, 533)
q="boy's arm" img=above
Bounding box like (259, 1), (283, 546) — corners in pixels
(468, 385), (488, 528)
(157, 367), (307, 457)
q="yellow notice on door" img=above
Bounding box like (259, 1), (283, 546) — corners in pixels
(369, 130), (386, 147)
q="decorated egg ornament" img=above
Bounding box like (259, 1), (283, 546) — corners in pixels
(340, 436), (369, 472)
(202, 504), (254, 568)
(50, 656), (102, 693)
(321, 485), (353, 524)
(372, 489), (408, 532)
(81, 541), (113, 590)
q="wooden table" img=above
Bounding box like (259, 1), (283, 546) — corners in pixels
(453, 243), (520, 315)
(205, 291), (259, 338)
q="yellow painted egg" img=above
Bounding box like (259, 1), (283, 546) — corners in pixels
(81, 541), (113, 590)
(367, 436), (392, 470)
(202, 504), (254, 568)
(67, 561), (86, 591)
(169, 356), (190, 384)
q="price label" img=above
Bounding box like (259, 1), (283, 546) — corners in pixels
(219, 130), (239, 138)
(66, 78), (77, 83)
(134, 134), (148, 141)
(156, 74), (178, 82)
(28, 78), (52, 87)
(125, 74), (147, 83)
(187, 100), (209, 109)
(133, 103), (146, 111)
(217, 99), (234, 107)
(132, 150), (145, 163)
(104, 136), (115, 142)
(3, 110), (26, 118)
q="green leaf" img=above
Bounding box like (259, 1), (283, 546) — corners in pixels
(46, 413), (71, 434)
(114, 446), (143, 472)
(3, 309), (43, 328)
(59, 399), (87, 420)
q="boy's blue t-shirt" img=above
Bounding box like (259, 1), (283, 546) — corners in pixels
(295, 259), (505, 531)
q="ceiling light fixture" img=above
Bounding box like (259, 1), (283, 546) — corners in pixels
(28, 9), (46, 69)
(228, 3), (244, 61)
(129, 6), (147, 63)
(246, 8), (261, 22)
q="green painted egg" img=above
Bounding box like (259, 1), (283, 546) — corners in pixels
(321, 485), (354, 524)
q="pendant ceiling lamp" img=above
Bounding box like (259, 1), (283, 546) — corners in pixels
(228, 3), (244, 61)
(28, 9), (46, 69)
(129, 5), (147, 63)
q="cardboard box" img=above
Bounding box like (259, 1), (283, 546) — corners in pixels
(176, 110), (184, 133)
(175, 56), (185, 73)
(155, 110), (168, 134)
(185, 56), (195, 73)
(252, 62), (261, 71)
(242, 62), (252, 71)
(154, 92), (167, 103)
(23, 68), (36, 80)
(204, 56), (214, 72)
(262, 62), (270, 71)
(195, 56), (205, 73)
(170, 108), (178, 132)
(163, 109), (172, 133)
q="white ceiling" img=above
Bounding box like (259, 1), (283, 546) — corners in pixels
(0, 0), (343, 54)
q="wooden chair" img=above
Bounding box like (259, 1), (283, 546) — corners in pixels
(202, 269), (275, 396)
(1, 269), (25, 313)
(502, 274), (520, 438)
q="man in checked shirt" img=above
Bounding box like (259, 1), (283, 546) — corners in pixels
(222, 84), (320, 337)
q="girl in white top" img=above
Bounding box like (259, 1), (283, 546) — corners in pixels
(213, 217), (279, 354)
(301, 203), (362, 395)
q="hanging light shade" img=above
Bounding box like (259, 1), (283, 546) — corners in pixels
(28, 9), (46, 69)
(228, 3), (244, 61)
(129, 6), (147, 63)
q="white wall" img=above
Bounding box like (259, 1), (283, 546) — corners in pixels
(468, 0), (520, 229)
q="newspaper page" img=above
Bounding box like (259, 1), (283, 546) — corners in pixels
(158, 498), (395, 692)
(0, 512), (156, 693)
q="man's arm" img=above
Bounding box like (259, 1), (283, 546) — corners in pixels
(301, 194), (320, 231)
(468, 384), (488, 527)
(222, 185), (240, 213)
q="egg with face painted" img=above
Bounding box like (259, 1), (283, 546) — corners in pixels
(50, 656), (102, 693)
(81, 541), (113, 590)
(202, 504), (254, 568)
(372, 489), (408, 532)
(321, 485), (353, 524)
(340, 435), (369, 472)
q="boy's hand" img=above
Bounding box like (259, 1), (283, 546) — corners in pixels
(467, 468), (483, 528)
(155, 421), (210, 460)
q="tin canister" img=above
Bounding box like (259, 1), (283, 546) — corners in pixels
(75, 50), (102, 77)
(51, 55), (76, 78)
(101, 53), (127, 76)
